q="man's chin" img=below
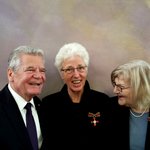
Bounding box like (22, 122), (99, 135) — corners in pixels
(30, 91), (42, 96)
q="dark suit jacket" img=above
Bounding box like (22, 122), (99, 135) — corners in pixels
(0, 85), (46, 150)
(110, 96), (150, 150)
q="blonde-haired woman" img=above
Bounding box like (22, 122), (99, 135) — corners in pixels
(111, 59), (150, 150)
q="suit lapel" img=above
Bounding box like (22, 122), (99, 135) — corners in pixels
(1, 86), (32, 148)
(34, 97), (44, 135)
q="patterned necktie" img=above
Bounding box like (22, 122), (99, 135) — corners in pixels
(25, 103), (38, 150)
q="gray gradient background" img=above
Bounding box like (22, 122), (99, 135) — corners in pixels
(0, 0), (150, 98)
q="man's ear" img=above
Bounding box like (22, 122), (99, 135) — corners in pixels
(7, 68), (14, 82)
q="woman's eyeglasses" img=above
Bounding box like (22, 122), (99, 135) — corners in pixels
(112, 82), (130, 92)
(61, 66), (87, 74)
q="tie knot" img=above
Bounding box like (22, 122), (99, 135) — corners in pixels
(24, 103), (32, 110)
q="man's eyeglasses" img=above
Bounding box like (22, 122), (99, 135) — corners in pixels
(112, 82), (130, 92)
(61, 66), (87, 74)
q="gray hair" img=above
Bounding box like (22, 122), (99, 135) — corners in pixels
(111, 59), (150, 110)
(54, 42), (89, 71)
(8, 45), (45, 72)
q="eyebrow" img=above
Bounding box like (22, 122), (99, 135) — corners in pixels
(113, 82), (128, 86)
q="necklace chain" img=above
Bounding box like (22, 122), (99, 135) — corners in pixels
(130, 107), (148, 118)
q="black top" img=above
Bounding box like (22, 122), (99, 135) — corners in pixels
(42, 81), (112, 149)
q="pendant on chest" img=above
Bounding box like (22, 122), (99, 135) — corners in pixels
(88, 112), (101, 127)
